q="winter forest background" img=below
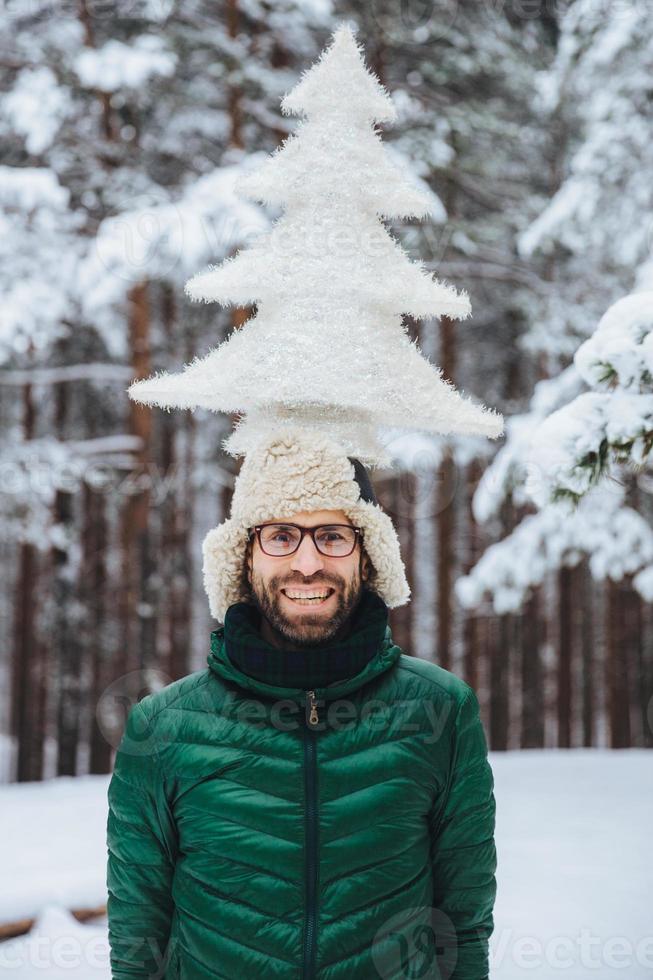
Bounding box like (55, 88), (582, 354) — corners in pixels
(1, 0), (653, 969)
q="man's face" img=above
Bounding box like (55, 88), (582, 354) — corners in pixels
(246, 509), (371, 647)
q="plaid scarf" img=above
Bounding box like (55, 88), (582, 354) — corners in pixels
(223, 588), (389, 690)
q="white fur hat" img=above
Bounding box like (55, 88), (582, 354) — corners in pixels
(202, 426), (411, 623)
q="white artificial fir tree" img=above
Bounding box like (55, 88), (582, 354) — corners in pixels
(127, 23), (503, 464)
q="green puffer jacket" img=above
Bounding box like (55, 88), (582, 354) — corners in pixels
(106, 622), (496, 980)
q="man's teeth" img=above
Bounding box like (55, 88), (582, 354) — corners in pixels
(283, 589), (332, 602)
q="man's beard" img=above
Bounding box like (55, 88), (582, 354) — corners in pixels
(249, 563), (365, 647)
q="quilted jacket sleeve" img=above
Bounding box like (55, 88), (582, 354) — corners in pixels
(106, 699), (176, 979)
(429, 685), (497, 980)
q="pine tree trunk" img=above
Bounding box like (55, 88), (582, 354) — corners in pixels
(11, 549), (40, 780)
(605, 578), (631, 748)
(175, 407), (197, 676)
(489, 498), (514, 750)
(462, 460), (482, 691)
(557, 564), (573, 747)
(436, 314), (456, 672)
(85, 482), (110, 774)
(436, 451), (454, 672)
(53, 482), (82, 776)
(116, 282), (152, 689)
(580, 562), (595, 747)
(10, 376), (44, 781)
(159, 286), (193, 681)
(623, 580), (642, 746)
(404, 470), (416, 656)
(489, 614), (510, 751)
(521, 590), (544, 748)
(639, 489), (653, 748)
(52, 343), (84, 777)
(639, 596), (653, 749)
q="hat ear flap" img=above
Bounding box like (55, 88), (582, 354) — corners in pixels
(347, 501), (410, 608)
(202, 520), (250, 623)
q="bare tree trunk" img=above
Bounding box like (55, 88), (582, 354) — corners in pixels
(622, 581), (643, 746)
(605, 578), (631, 748)
(461, 460), (481, 691)
(488, 496), (514, 750)
(639, 595), (653, 749)
(226, 0), (243, 149)
(11, 550), (42, 781)
(579, 561), (595, 747)
(436, 451), (454, 672)
(10, 373), (45, 781)
(489, 614), (510, 751)
(116, 283), (152, 689)
(174, 407), (197, 678)
(53, 485), (83, 776)
(521, 589), (544, 748)
(557, 565), (573, 747)
(52, 341), (84, 776)
(436, 315), (456, 672)
(159, 285), (193, 681)
(638, 488), (653, 747)
(85, 482), (110, 774)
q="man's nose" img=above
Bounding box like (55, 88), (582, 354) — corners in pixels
(289, 533), (326, 576)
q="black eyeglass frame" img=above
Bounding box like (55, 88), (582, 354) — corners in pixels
(248, 522), (363, 558)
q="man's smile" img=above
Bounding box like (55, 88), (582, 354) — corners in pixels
(280, 587), (336, 607)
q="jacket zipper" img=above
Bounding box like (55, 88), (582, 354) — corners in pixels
(302, 690), (319, 979)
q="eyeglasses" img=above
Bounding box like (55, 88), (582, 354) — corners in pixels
(248, 523), (363, 558)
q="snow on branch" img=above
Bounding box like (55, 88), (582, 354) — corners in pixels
(73, 36), (177, 93)
(0, 436), (140, 551)
(456, 484), (653, 614)
(525, 293), (653, 506)
(459, 293), (653, 612)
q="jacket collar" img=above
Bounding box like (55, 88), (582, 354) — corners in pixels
(207, 589), (401, 704)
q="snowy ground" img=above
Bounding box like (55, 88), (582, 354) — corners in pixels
(0, 750), (651, 978)
(490, 750), (652, 978)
